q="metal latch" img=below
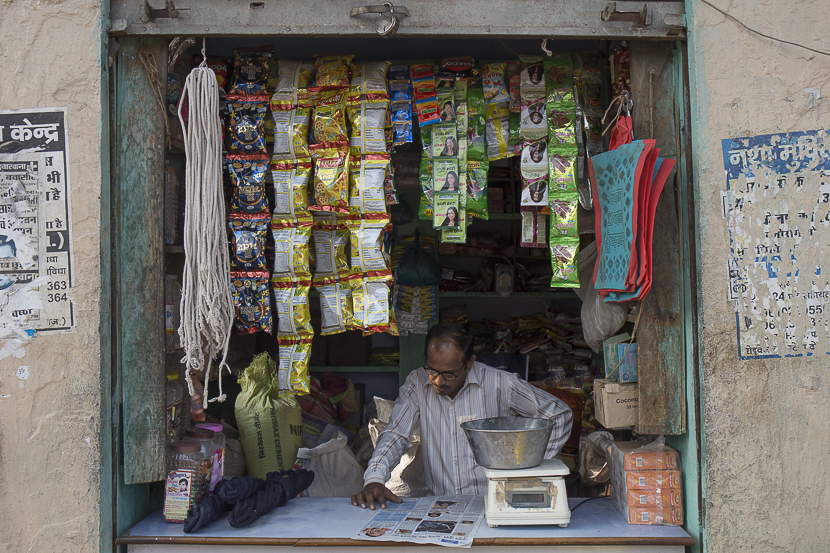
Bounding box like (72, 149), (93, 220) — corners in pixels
(602, 3), (650, 26)
(141, 0), (181, 23)
(350, 3), (410, 36)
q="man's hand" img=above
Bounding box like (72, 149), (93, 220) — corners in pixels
(351, 482), (402, 510)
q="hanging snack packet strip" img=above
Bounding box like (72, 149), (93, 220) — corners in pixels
(466, 159), (489, 220)
(433, 193), (461, 230)
(228, 214), (270, 271)
(520, 138), (549, 208)
(467, 80), (487, 161)
(347, 215), (392, 278)
(349, 274), (392, 333)
(389, 64), (413, 145)
(270, 158), (312, 220)
(277, 336), (313, 395)
(271, 217), (313, 281)
(271, 61), (314, 109)
(228, 48), (272, 98)
(549, 240), (580, 288)
(228, 100), (269, 155)
(309, 143), (350, 213)
(314, 55), (355, 91)
(486, 102), (511, 162)
(313, 274), (354, 335)
(545, 54), (579, 180)
(231, 271), (272, 334)
(549, 148), (578, 196)
(228, 154), (269, 214)
(442, 189), (468, 243)
(383, 163), (398, 206)
(349, 154), (391, 215)
(349, 60), (390, 96)
(481, 62), (509, 104)
(411, 63), (440, 126)
(312, 215), (350, 278)
(272, 279), (314, 336)
(347, 94), (390, 155)
(270, 105), (311, 161)
(550, 196), (579, 239)
(311, 91), (349, 145)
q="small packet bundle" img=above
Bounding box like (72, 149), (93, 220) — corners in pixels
(231, 271), (273, 334)
(272, 279), (313, 336)
(441, 189), (468, 243)
(349, 154), (391, 215)
(349, 60), (390, 96)
(227, 100), (269, 155)
(549, 240), (580, 288)
(549, 148), (578, 195)
(313, 55), (355, 91)
(270, 158), (312, 220)
(432, 123), (458, 158)
(433, 156), (460, 193)
(437, 86), (456, 123)
(481, 62), (509, 104)
(228, 154), (269, 214)
(520, 56), (546, 98)
(313, 275), (354, 335)
(277, 336), (313, 395)
(312, 215), (350, 278)
(271, 60), (314, 109)
(228, 48), (272, 98)
(309, 144), (350, 213)
(349, 275), (392, 333)
(521, 96), (547, 141)
(545, 54), (578, 148)
(388, 65), (414, 145)
(411, 63), (440, 126)
(418, 155), (435, 220)
(520, 211), (547, 249)
(271, 105), (311, 161)
(228, 214), (270, 270)
(383, 164), (398, 206)
(466, 81), (487, 161)
(433, 192), (461, 230)
(271, 217), (313, 281)
(466, 159), (489, 220)
(311, 90), (349, 145)
(550, 196), (579, 239)
(347, 95), (389, 155)
(548, 106), (577, 146)
(347, 216), (392, 277)
(520, 139), (549, 208)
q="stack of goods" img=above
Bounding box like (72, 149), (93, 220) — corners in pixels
(390, 233), (439, 334)
(222, 55), (401, 396)
(393, 284), (437, 335)
(368, 346), (400, 366)
(609, 441), (683, 525)
(588, 139), (676, 302)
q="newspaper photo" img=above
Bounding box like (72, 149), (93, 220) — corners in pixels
(354, 495), (485, 548)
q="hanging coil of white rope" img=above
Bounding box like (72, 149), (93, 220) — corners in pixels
(177, 47), (234, 405)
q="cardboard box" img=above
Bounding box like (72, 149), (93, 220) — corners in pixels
(603, 333), (638, 382)
(627, 506), (683, 525)
(624, 470), (682, 490)
(626, 489), (683, 507)
(594, 379), (639, 428)
(610, 440), (679, 471)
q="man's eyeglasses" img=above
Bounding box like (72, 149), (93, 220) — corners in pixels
(423, 365), (465, 381)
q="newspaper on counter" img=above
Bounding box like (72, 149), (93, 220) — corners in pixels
(354, 495), (485, 548)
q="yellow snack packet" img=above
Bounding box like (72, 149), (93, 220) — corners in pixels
(314, 55), (355, 90)
(271, 60), (314, 109)
(271, 279), (313, 336)
(349, 274), (391, 332)
(349, 61), (390, 96)
(349, 154), (391, 215)
(270, 158), (311, 219)
(312, 90), (349, 144)
(312, 215), (350, 278)
(277, 336), (313, 396)
(313, 274), (354, 335)
(271, 106), (310, 161)
(309, 144), (350, 213)
(271, 217), (313, 281)
(347, 94), (390, 155)
(347, 215), (391, 277)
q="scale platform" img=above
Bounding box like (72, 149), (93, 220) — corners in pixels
(483, 458), (571, 527)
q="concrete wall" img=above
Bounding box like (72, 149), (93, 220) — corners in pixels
(0, 1), (106, 552)
(687, 1), (830, 551)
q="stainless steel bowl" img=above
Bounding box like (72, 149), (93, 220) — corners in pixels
(460, 416), (554, 470)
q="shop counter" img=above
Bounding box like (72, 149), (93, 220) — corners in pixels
(117, 497), (695, 552)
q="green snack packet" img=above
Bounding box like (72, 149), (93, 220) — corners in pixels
(549, 239), (580, 288)
(432, 122), (459, 158)
(466, 159), (489, 220)
(549, 147), (578, 196)
(544, 54), (574, 96)
(418, 155), (434, 220)
(467, 80), (487, 161)
(548, 104), (577, 147)
(442, 186), (468, 243)
(549, 195), (580, 239)
(509, 111), (522, 147)
(420, 122), (433, 158)
(433, 156), (460, 193)
(433, 193), (461, 229)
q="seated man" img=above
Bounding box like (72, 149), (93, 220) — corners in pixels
(352, 322), (573, 509)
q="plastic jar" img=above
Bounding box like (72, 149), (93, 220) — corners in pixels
(184, 428), (215, 494)
(166, 371), (184, 442)
(163, 441), (206, 523)
(195, 422), (226, 492)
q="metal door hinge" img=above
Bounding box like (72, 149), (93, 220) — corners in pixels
(602, 2), (651, 26)
(141, 0), (181, 23)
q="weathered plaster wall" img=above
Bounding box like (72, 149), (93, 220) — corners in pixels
(0, 1), (105, 552)
(687, 1), (830, 551)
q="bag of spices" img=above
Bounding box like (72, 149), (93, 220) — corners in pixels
(349, 154), (390, 215)
(271, 60), (314, 109)
(347, 95), (389, 155)
(227, 100), (269, 155)
(348, 216), (392, 276)
(271, 106), (311, 161)
(313, 275), (354, 335)
(231, 271), (273, 334)
(277, 336), (313, 395)
(228, 154), (269, 214)
(270, 158), (312, 219)
(312, 215), (350, 278)
(228, 214), (269, 270)
(314, 54), (355, 91)
(271, 217), (313, 281)
(309, 144), (350, 213)
(272, 279), (313, 336)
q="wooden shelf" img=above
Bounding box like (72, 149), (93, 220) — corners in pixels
(438, 290), (577, 298)
(486, 212), (522, 220)
(309, 365), (399, 373)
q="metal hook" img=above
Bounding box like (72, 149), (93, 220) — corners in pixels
(541, 38), (553, 57)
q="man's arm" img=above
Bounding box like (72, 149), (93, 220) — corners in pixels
(507, 374), (574, 458)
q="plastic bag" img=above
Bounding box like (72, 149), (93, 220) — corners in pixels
(397, 231), (441, 286)
(294, 432), (364, 497)
(576, 241), (625, 351)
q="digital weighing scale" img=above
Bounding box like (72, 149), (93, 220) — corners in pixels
(483, 458), (571, 527)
